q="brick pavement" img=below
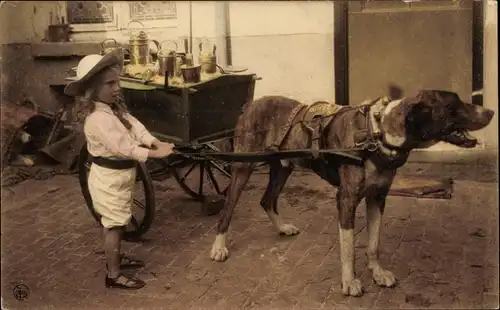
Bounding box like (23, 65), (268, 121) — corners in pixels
(1, 169), (498, 309)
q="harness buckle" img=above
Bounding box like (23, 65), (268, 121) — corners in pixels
(364, 141), (379, 152)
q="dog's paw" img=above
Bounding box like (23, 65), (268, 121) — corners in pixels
(372, 268), (397, 288)
(279, 224), (300, 236)
(341, 278), (363, 297)
(210, 246), (229, 262)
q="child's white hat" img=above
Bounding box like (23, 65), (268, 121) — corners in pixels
(64, 48), (124, 97)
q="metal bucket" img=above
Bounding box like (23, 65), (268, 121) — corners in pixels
(180, 64), (201, 83)
(157, 40), (178, 77)
(199, 54), (217, 74)
(198, 41), (217, 74)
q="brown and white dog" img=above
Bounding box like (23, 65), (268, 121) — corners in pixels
(209, 90), (494, 297)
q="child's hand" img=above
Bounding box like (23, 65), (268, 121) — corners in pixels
(157, 143), (175, 157)
(152, 141), (172, 149)
(139, 143), (158, 150)
(148, 142), (175, 158)
(159, 142), (175, 151)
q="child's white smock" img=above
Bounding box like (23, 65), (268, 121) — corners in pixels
(84, 102), (157, 228)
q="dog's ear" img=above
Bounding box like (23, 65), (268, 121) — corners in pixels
(416, 90), (440, 104)
(416, 89), (461, 106)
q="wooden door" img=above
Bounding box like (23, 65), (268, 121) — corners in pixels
(347, 0), (474, 104)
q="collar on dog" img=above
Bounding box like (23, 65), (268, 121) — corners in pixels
(364, 97), (410, 169)
(368, 97), (407, 153)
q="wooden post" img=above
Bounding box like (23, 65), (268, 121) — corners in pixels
(334, 1), (349, 105)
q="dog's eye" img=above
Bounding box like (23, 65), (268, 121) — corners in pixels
(446, 104), (459, 117)
(449, 109), (458, 118)
(413, 103), (432, 115)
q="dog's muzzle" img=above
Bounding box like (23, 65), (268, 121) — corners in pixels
(442, 129), (478, 148)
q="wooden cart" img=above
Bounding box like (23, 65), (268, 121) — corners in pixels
(78, 73), (260, 240)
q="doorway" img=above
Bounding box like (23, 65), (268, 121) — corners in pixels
(333, 0), (477, 105)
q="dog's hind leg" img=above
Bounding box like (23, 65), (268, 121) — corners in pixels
(364, 166), (397, 288)
(337, 165), (364, 297)
(260, 160), (298, 236)
(210, 162), (254, 262)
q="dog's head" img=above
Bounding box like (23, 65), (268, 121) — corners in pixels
(404, 90), (494, 148)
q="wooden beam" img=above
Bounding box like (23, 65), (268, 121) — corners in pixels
(334, 1), (349, 105)
(472, 0), (483, 105)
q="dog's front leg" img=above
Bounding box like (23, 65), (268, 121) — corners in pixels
(366, 190), (397, 288)
(210, 162), (254, 262)
(337, 165), (364, 297)
(363, 163), (397, 288)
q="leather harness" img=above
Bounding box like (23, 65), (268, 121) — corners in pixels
(267, 97), (411, 169)
(267, 101), (343, 154)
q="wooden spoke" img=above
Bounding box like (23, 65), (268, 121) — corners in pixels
(180, 162), (198, 183)
(206, 164), (222, 194)
(198, 161), (205, 196)
(130, 216), (140, 230)
(133, 199), (145, 210)
(173, 145), (231, 202)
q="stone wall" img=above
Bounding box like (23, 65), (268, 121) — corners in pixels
(0, 43), (100, 114)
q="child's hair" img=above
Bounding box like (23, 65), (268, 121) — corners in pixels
(75, 88), (96, 123)
(77, 67), (132, 130)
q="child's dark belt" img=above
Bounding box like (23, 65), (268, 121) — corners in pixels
(91, 156), (136, 169)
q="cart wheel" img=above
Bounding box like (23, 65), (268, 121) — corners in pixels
(78, 145), (156, 241)
(172, 143), (232, 201)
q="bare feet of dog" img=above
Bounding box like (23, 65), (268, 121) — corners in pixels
(210, 246), (229, 262)
(267, 211), (300, 236)
(279, 223), (300, 236)
(372, 267), (397, 287)
(341, 278), (363, 297)
(210, 234), (229, 262)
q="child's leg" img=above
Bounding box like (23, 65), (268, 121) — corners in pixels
(103, 226), (122, 278)
(89, 165), (145, 289)
(102, 224), (145, 289)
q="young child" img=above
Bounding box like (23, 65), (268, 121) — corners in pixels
(65, 48), (174, 289)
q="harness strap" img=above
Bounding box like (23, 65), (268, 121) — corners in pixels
(310, 124), (322, 158)
(301, 102), (324, 158)
(301, 101), (350, 159)
(92, 156), (136, 170)
(268, 104), (306, 151)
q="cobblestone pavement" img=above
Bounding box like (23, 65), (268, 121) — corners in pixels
(1, 168), (498, 309)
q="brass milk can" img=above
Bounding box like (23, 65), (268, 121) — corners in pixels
(198, 40), (217, 74)
(128, 21), (159, 66)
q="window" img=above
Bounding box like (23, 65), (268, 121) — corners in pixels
(62, 1), (178, 33)
(67, 1), (115, 24)
(129, 1), (177, 21)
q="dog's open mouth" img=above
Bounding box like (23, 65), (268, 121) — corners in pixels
(443, 129), (478, 148)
